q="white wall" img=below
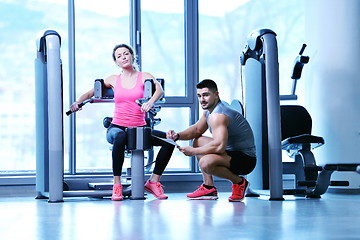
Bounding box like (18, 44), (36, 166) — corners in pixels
(305, 0), (360, 188)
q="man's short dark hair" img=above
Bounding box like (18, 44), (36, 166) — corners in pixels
(196, 79), (218, 92)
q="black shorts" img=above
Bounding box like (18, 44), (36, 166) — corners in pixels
(226, 150), (256, 175)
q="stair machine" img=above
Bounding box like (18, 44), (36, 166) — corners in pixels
(240, 29), (359, 199)
(35, 30), (164, 202)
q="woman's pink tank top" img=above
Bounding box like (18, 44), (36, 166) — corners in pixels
(112, 72), (146, 127)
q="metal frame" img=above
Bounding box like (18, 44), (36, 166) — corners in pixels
(68, 0), (76, 175)
(130, 0), (142, 70)
(241, 28), (284, 200)
(35, 30), (65, 202)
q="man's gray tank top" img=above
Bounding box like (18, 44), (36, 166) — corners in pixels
(206, 100), (256, 157)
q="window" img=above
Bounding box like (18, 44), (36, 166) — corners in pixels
(72, 0), (130, 172)
(199, 0), (305, 163)
(153, 107), (192, 171)
(0, 0), (68, 174)
(141, 0), (185, 96)
(0, 0), (306, 176)
(141, 0), (194, 172)
(199, 0), (305, 102)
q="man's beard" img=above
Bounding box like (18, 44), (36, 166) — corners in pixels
(201, 101), (213, 110)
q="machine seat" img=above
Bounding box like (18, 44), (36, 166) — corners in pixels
(281, 133), (324, 151)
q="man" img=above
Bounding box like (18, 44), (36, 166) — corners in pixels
(167, 79), (256, 202)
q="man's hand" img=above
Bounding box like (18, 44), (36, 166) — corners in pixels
(166, 130), (179, 141)
(178, 146), (196, 156)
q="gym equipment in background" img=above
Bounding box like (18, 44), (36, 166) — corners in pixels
(241, 30), (359, 199)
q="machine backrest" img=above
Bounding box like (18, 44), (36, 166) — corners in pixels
(280, 105), (312, 141)
(94, 78), (165, 100)
(230, 99), (245, 116)
(94, 79), (114, 99)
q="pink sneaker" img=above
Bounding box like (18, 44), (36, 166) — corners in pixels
(144, 180), (168, 199)
(111, 183), (123, 201)
(228, 178), (249, 202)
(186, 184), (218, 200)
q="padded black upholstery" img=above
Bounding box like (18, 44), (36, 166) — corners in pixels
(280, 105), (312, 141)
(280, 105), (324, 151)
(282, 134), (324, 151)
(103, 117), (113, 128)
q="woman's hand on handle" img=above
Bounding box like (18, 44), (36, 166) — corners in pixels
(140, 101), (154, 112)
(68, 88), (95, 114)
(70, 101), (82, 113)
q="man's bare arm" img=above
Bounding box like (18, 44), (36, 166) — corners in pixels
(178, 113), (228, 156)
(176, 112), (208, 140)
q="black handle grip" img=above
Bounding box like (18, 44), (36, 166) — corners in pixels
(149, 109), (157, 116)
(299, 43), (307, 55)
(66, 100), (88, 116)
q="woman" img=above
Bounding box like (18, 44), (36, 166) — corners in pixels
(70, 44), (175, 201)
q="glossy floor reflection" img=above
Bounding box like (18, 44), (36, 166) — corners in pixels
(0, 191), (359, 240)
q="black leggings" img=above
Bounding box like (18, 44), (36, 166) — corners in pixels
(106, 124), (175, 176)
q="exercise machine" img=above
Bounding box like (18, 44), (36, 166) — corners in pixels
(280, 45), (359, 198)
(35, 30), (164, 202)
(35, 30), (117, 202)
(240, 28), (284, 200)
(241, 29), (360, 199)
(81, 78), (165, 200)
(67, 77), (164, 175)
(35, 30), (66, 202)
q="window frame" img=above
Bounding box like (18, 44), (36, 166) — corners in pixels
(67, 0), (200, 175)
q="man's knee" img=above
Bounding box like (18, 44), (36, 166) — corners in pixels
(193, 136), (212, 148)
(199, 158), (214, 174)
(192, 137), (201, 148)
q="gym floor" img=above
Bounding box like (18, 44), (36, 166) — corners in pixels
(1, 190), (359, 240)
